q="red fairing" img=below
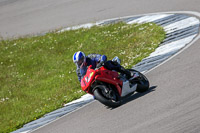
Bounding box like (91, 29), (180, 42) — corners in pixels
(95, 68), (123, 96)
(81, 65), (123, 95)
(81, 66), (96, 93)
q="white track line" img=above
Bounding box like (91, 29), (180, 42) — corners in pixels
(164, 17), (200, 34)
(147, 35), (197, 59)
(127, 14), (173, 24)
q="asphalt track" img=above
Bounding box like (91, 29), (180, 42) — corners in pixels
(0, 0), (200, 38)
(1, 0), (200, 133)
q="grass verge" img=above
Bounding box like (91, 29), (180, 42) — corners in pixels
(0, 22), (165, 132)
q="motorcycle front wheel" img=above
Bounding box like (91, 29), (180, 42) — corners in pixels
(93, 85), (121, 108)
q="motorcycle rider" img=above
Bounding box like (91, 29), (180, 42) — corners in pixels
(73, 51), (131, 82)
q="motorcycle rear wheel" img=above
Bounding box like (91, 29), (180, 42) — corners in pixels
(128, 69), (150, 93)
(93, 85), (121, 108)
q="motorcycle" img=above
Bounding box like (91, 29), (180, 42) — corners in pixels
(81, 57), (149, 107)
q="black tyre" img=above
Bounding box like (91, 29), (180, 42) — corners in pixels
(93, 85), (121, 108)
(128, 69), (149, 93)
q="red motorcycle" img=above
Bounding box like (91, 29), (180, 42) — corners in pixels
(81, 61), (149, 107)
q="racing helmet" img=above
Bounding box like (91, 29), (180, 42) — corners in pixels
(73, 51), (86, 67)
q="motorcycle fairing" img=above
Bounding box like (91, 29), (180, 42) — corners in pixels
(121, 81), (137, 97)
(81, 66), (96, 93)
(95, 69), (123, 96)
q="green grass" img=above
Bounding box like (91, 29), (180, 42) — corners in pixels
(0, 22), (165, 133)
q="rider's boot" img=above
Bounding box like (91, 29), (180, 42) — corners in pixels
(119, 66), (132, 79)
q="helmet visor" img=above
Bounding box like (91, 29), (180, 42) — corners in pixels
(76, 56), (84, 67)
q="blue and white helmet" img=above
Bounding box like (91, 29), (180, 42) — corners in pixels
(73, 51), (86, 67)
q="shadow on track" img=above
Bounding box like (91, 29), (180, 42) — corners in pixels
(106, 86), (157, 109)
